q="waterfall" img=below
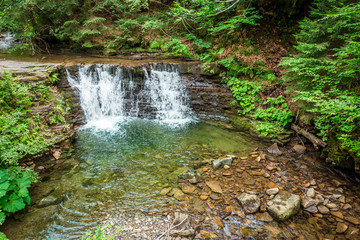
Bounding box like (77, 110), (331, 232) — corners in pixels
(66, 63), (193, 127)
(0, 32), (15, 50)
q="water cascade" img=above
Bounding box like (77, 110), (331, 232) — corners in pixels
(66, 63), (193, 127)
(0, 32), (15, 50)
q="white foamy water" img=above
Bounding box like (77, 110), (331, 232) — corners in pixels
(66, 63), (194, 129)
(0, 32), (15, 50)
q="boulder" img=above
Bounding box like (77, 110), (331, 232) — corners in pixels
(237, 193), (260, 214)
(267, 192), (301, 221)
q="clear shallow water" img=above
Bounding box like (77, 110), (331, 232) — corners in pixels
(3, 118), (266, 240)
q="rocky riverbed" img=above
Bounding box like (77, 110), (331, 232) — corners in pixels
(100, 141), (360, 239)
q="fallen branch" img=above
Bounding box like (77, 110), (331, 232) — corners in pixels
(291, 124), (327, 150)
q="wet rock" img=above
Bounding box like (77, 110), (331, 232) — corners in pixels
(310, 179), (317, 185)
(37, 166), (45, 171)
(302, 197), (317, 208)
(173, 212), (189, 229)
(316, 194), (325, 203)
(240, 228), (257, 238)
(268, 182), (277, 188)
(223, 164), (230, 170)
(265, 225), (282, 235)
(267, 192), (301, 221)
(171, 229), (194, 237)
(267, 143), (282, 155)
(171, 188), (186, 201)
(343, 203), (352, 210)
(255, 212), (274, 222)
(346, 227), (360, 239)
(242, 172), (256, 185)
(331, 211), (344, 219)
(326, 203), (337, 209)
(205, 181), (222, 193)
(318, 205), (330, 214)
(331, 179), (346, 187)
(178, 169), (200, 184)
(38, 195), (58, 207)
(52, 150), (61, 160)
(305, 206), (318, 213)
(293, 144), (306, 154)
(336, 222), (348, 233)
(199, 230), (211, 238)
(213, 157), (233, 169)
(237, 193), (260, 214)
(160, 187), (172, 196)
(200, 195), (208, 200)
(344, 216), (360, 225)
(307, 188), (316, 198)
(209, 194), (221, 200)
(266, 188), (279, 196)
(179, 183), (196, 194)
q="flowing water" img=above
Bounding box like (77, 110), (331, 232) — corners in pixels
(0, 33), (15, 50)
(1, 63), (267, 239)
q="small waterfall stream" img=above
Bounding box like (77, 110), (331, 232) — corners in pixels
(0, 33), (15, 50)
(66, 63), (193, 127)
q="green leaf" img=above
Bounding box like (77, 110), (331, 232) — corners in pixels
(0, 182), (10, 199)
(0, 211), (5, 225)
(2, 193), (25, 213)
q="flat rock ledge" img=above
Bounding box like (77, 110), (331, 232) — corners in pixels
(267, 191), (301, 221)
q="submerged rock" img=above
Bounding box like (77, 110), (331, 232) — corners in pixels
(237, 193), (260, 214)
(267, 143), (282, 155)
(178, 169), (200, 184)
(267, 192), (301, 221)
(213, 157), (233, 169)
(38, 195), (59, 207)
(205, 181), (223, 193)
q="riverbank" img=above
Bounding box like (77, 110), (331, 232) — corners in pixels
(100, 143), (360, 239)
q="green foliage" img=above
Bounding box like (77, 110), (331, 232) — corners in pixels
(281, 0), (360, 159)
(161, 38), (192, 58)
(0, 73), (68, 166)
(0, 166), (37, 225)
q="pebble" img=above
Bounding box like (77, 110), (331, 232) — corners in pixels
(200, 195), (208, 200)
(346, 227), (360, 239)
(317, 205), (330, 214)
(339, 196), (346, 203)
(293, 144), (306, 154)
(205, 181), (223, 194)
(344, 216), (360, 225)
(307, 188), (315, 198)
(266, 188), (279, 196)
(336, 222), (348, 233)
(330, 211), (343, 219)
(310, 179), (316, 186)
(305, 206), (318, 213)
(224, 164), (230, 169)
(302, 197), (317, 208)
(326, 203), (337, 209)
(268, 182), (277, 188)
(342, 203), (352, 210)
(331, 179), (346, 187)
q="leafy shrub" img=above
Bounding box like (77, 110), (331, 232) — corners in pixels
(0, 166), (37, 225)
(281, 0), (360, 160)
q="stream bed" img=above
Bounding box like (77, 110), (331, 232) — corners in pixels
(2, 118), (267, 239)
